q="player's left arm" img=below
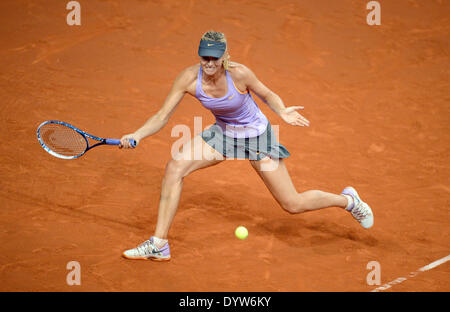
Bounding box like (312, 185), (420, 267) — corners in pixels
(237, 65), (310, 127)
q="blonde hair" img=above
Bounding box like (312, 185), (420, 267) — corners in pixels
(201, 30), (231, 70)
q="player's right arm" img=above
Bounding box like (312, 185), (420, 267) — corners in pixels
(120, 66), (197, 148)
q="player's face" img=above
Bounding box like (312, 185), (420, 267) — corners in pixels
(200, 56), (224, 75)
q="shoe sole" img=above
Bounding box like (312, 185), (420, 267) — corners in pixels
(122, 253), (171, 262)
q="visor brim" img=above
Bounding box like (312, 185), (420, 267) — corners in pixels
(198, 47), (225, 58)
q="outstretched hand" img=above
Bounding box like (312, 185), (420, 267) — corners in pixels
(280, 106), (310, 127)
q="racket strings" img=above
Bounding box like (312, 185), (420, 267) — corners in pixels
(39, 123), (88, 157)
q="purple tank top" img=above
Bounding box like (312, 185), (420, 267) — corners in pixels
(195, 66), (268, 138)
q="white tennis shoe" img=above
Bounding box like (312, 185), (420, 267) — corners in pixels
(342, 186), (374, 229)
(122, 237), (171, 261)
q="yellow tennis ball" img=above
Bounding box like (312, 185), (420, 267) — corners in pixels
(235, 226), (248, 240)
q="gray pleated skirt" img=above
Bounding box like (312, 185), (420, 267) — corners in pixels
(200, 122), (290, 161)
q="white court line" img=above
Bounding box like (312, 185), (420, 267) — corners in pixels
(371, 254), (450, 292)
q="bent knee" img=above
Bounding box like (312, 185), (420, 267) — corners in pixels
(280, 196), (308, 214)
(165, 159), (191, 180)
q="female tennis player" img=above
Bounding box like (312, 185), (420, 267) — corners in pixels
(120, 31), (373, 261)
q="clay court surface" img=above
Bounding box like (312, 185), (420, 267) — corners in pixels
(0, 0), (449, 291)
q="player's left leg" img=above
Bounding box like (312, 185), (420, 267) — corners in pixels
(249, 158), (374, 229)
(249, 157), (348, 213)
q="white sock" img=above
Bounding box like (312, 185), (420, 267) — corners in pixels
(152, 236), (168, 249)
(343, 194), (354, 211)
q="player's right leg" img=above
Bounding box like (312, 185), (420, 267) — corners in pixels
(154, 135), (224, 239)
(122, 135), (224, 261)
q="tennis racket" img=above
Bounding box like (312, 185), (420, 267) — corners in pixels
(37, 120), (136, 159)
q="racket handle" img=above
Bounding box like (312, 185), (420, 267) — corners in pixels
(105, 139), (136, 148)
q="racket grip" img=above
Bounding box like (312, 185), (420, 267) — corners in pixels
(105, 139), (136, 148)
